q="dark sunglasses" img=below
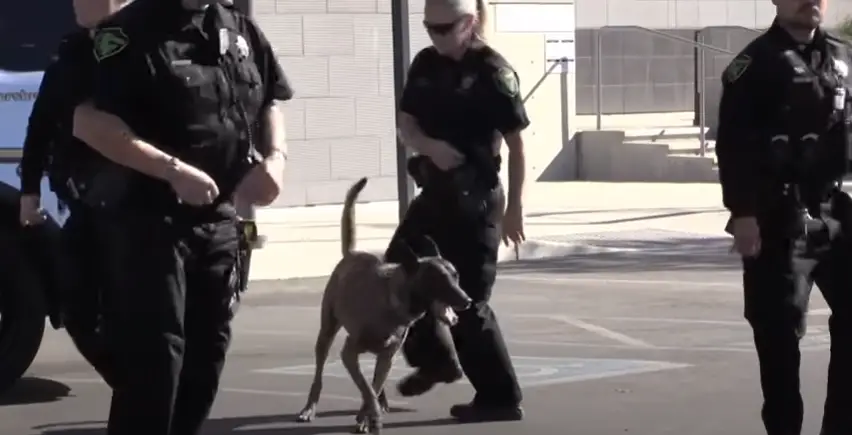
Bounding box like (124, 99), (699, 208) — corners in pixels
(423, 18), (461, 35)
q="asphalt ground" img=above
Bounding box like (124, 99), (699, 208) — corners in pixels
(0, 234), (836, 435)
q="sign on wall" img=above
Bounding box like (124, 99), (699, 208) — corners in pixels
(494, 2), (576, 74)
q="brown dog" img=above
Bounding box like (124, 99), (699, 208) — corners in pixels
(295, 177), (472, 434)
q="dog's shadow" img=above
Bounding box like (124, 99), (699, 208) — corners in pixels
(37, 408), (460, 435)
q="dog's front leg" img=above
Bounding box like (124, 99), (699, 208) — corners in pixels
(296, 305), (341, 423)
(356, 348), (396, 430)
(341, 337), (382, 434)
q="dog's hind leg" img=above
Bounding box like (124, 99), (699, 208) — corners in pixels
(341, 337), (382, 434)
(355, 349), (396, 432)
(296, 303), (341, 423)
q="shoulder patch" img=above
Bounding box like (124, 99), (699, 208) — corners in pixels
(495, 67), (519, 96)
(724, 55), (751, 83)
(93, 27), (129, 62)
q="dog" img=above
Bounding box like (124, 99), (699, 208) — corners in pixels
(295, 177), (472, 434)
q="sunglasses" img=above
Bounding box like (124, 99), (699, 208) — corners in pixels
(423, 18), (461, 35)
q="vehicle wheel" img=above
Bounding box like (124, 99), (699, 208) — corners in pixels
(0, 224), (47, 393)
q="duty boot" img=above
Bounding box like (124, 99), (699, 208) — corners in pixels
(450, 401), (524, 422)
(397, 365), (462, 397)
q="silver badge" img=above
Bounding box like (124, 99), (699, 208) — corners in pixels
(834, 58), (849, 78)
(235, 34), (250, 59)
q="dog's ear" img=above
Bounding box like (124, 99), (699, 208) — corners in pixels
(420, 235), (441, 258)
(399, 242), (421, 274)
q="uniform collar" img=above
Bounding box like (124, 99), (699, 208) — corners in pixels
(768, 18), (826, 52)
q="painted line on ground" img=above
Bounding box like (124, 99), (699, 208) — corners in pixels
(498, 275), (740, 290)
(508, 339), (829, 353)
(519, 314), (654, 348)
(53, 377), (399, 406)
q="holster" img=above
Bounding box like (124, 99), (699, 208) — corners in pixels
(235, 219), (258, 294)
(406, 155), (496, 219)
(787, 189), (847, 267)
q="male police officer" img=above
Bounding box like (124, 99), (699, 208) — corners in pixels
(716, 0), (852, 434)
(18, 0), (130, 388)
(72, 0), (291, 433)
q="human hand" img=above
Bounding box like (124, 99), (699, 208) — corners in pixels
(502, 202), (525, 247)
(732, 216), (761, 257)
(19, 194), (45, 226)
(424, 139), (465, 171)
(168, 160), (219, 206)
(236, 152), (284, 206)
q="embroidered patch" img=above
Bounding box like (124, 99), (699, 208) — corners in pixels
(724, 55), (751, 83)
(495, 67), (519, 96)
(93, 27), (129, 61)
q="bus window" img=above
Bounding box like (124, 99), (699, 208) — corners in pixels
(0, 0), (76, 73)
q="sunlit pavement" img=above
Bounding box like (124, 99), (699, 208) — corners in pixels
(1, 237), (835, 435)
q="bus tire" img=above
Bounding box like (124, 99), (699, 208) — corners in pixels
(0, 223), (47, 393)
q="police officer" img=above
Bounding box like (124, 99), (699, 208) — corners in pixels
(18, 0), (129, 388)
(716, 0), (852, 434)
(71, 0), (291, 433)
(387, 0), (527, 422)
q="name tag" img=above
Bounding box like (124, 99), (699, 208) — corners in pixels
(835, 87), (846, 110)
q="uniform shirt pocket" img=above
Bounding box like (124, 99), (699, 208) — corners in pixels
(168, 63), (221, 114)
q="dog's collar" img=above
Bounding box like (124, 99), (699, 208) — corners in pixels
(388, 288), (425, 325)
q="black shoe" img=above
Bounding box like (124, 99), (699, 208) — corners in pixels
(397, 368), (462, 397)
(450, 402), (524, 422)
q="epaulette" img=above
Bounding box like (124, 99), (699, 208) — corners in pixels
(825, 31), (852, 49)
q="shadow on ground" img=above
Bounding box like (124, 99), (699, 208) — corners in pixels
(36, 409), (464, 435)
(500, 236), (739, 274)
(247, 235), (739, 299)
(0, 377), (72, 406)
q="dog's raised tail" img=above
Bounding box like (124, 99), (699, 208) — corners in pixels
(341, 177), (368, 256)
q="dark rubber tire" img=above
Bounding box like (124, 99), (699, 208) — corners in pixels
(0, 223), (47, 393)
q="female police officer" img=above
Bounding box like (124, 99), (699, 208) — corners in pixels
(71, 0), (290, 433)
(386, 0), (528, 423)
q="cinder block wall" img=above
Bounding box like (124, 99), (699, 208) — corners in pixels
(252, 0), (436, 207)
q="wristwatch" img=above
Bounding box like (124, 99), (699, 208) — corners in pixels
(268, 149), (287, 160)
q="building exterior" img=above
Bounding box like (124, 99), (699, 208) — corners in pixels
(249, 0), (852, 206)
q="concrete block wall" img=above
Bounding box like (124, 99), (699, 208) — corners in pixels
(252, 0), (562, 206)
(252, 0), (436, 206)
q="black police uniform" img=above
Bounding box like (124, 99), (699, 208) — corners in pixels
(86, 1), (292, 433)
(19, 28), (114, 385)
(385, 43), (528, 421)
(716, 19), (852, 435)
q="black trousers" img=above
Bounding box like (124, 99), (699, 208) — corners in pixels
(385, 185), (522, 406)
(60, 205), (112, 383)
(96, 208), (239, 435)
(743, 230), (852, 435)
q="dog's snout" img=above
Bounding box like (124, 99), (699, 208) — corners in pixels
(454, 294), (473, 311)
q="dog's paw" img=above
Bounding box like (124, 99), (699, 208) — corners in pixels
(352, 420), (369, 434)
(378, 390), (390, 413)
(295, 407), (316, 423)
(352, 417), (382, 434)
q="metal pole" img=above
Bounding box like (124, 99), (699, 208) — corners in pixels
(392, 0), (414, 221)
(595, 30), (603, 130)
(697, 37), (707, 157)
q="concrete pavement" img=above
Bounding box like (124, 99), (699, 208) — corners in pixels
(249, 181), (731, 281)
(1, 241), (836, 435)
